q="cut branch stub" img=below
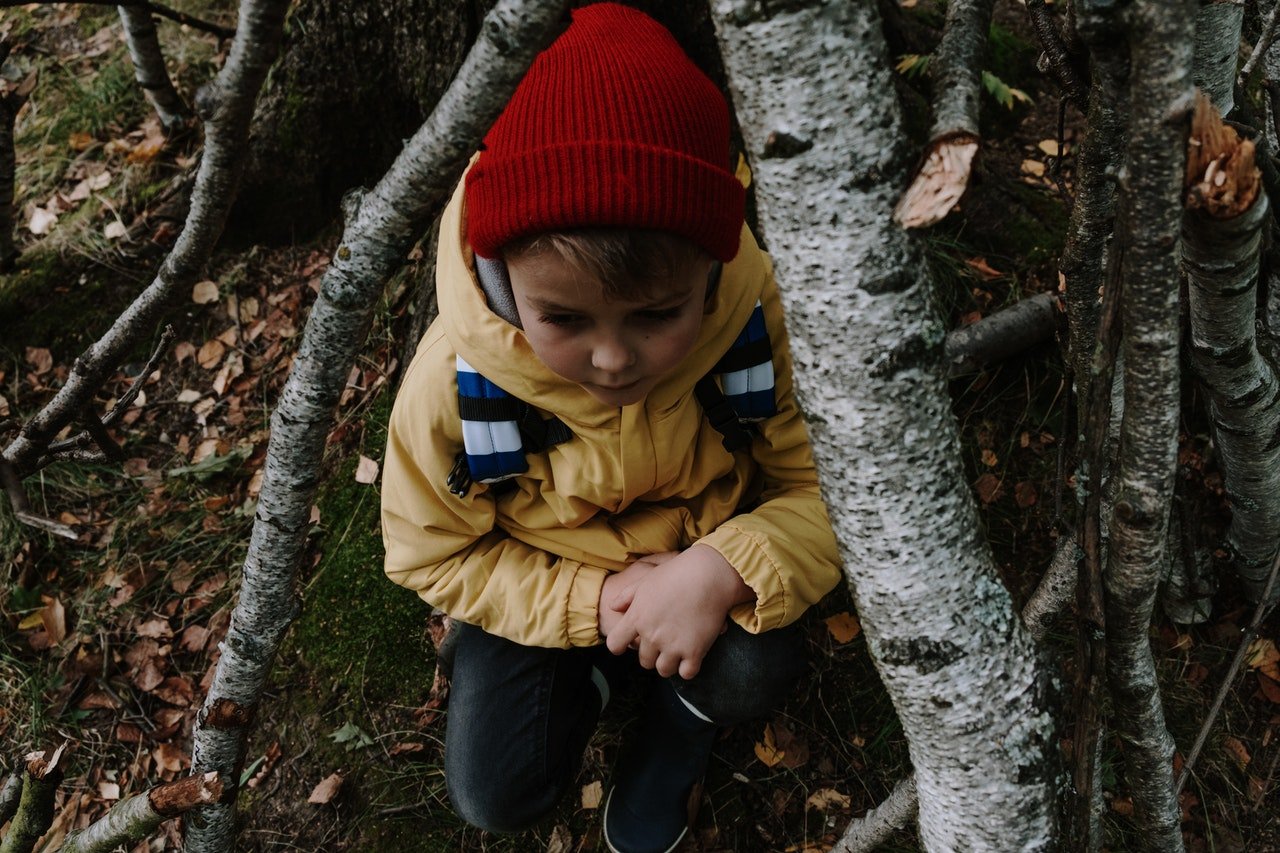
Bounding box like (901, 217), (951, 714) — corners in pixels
(1185, 91), (1261, 217)
(894, 135), (979, 229)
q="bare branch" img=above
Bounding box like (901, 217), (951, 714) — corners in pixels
(118, 6), (190, 130)
(102, 326), (175, 428)
(1239, 0), (1280, 89)
(1025, 0), (1087, 108)
(0, 460), (78, 540)
(1, 0), (286, 479)
(185, 2), (570, 849)
(60, 772), (222, 853)
(0, 747), (64, 853)
(944, 291), (1061, 377)
(0, 773), (21, 827)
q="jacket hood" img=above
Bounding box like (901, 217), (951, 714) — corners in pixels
(435, 166), (766, 427)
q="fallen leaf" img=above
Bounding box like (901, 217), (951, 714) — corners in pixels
(40, 596), (66, 645)
(771, 722), (810, 769)
(974, 473), (1003, 504)
(1021, 158), (1045, 177)
(180, 623), (211, 653)
(546, 824), (573, 853)
(25, 347), (52, 375)
(153, 743), (188, 773)
(581, 780), (603, 809)
(1223, 736), (1251, 770)
(387, 742), (425, 758)
(197, 339), (226, 370)
(104, 220), (127, 240)
(754, 723), (785, 768)
(28, 204), (57, 235)
(69, 132), (95, 151)
(964, 256), (1003, 281)
(1037, 139), (1063, 157)
(176, 389), (203, 404)
(308, 772), (343, 805)
(1248, 639), (1280, 681)
(192, 281), (220, 305)
(981, 449), (998, 467)
(1014, 481), (1038, 508)
(98, 781), (120, 800)
(1258, 674), (1280, 704)
(805, 788), (851, 811)
(173, 341), (197, 363)
(824, 612), (862, 644)
(355, 455), (380, 485)
(136, 619), (172, 639)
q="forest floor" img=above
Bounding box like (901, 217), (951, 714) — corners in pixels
(0, 1), (1278, 852)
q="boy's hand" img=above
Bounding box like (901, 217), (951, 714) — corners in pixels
(597, 552), (679, 638)
(605, 545), (755, 680)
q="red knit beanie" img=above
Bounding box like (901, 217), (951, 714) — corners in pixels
(465, 3), (745, 262)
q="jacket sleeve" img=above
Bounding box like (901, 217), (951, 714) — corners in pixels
(694, 266), (843, 634)
(380, 331), (609, 649)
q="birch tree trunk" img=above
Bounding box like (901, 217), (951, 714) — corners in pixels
(712, 3), (1057, 849)
(1103, 2), (1195, 848)
(1182, 100), (1280, 603)
(183, 2), (567, 849)
(1193, 1), (1243, 116)
(117, 6), (189, 129)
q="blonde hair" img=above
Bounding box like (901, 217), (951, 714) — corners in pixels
(503, 228), (709, 301)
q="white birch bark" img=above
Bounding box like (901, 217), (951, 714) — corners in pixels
(1103, 1), (1195, 848)
(117, 6), (189, 130)
(1183, 162), (1280, 603)
(1193, 2), (1243, 116)
(944, 291), (1060, 377)
(183, 2), (567, 850)
(58, 772), (221, 853)
(711, 3), (1056, 850)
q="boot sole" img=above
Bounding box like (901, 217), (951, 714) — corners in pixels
(601, 788), (689, 853)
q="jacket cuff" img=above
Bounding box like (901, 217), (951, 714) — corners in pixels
(696, 524), (788, 633)
(566, 562), (610, 647)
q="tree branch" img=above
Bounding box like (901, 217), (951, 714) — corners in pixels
(1182, 94), (1279, 604)
(60, 772), (222, 853)
(894, 0), (996, 228)
(0, 747), (64, 853)
(0, 42), (35, 273)
(944, 291), (1061, 377)
(1193, 2), (1243, 117)
(184, 2), (570, 850)
(1025, 0), (1087, 108)
(118, 6), (190, 130)
(0, 773), (20, 828)
(0, 0), (284, 481)
(1103, 2), (1195, 847)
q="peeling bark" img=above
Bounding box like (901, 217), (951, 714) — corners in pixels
(0, 750), (62, 853)
(118, 6), (190, 130)
(0, 773), (18, 827)
(894, 0), (995, 229)
(711, 2), (1056, 849)
(1182, 97), (1280, 603)
(1103, 2), (1195, 848)
(1059, 9), (1127, 409)
(1194, 2), (1244, 116)
(183, 3), (567, 850)
(60, 773), (222, 853)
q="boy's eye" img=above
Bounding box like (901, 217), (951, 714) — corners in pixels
(637, 307), (681, 322)
(539, 313), (582, 327)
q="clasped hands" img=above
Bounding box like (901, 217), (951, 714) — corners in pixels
(597, 544), (755, 680)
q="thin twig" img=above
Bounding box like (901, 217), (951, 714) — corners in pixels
(0, 459), (78, 540)
(102, 325), (174, 427)
(1239, 1), (1280, 89)
(1026, 0), (1088, 108)
(1175, 543), (1280, 794)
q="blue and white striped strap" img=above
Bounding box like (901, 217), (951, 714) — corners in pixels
(715, 301), (776, 422)
(456, 355), (526, 484)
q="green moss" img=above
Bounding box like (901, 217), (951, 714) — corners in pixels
(0, 250), (114, 356)
(289, 392), (433, 706)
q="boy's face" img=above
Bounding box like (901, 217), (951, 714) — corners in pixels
(507, 249), (714, 407)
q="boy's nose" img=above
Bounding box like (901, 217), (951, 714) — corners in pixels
(591, 337), (635, 374)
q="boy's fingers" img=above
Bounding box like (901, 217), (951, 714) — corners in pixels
(656, 652), (680, 679)
(678, 656), (702, 680)
(637, 641), (659, 670)
(606, 624), (637, 656)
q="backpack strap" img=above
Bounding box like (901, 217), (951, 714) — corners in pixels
(450, 355), (571, 497)
(713, 300), (777, 423)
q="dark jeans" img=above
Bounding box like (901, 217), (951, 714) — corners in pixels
(444, 620), (806, 833)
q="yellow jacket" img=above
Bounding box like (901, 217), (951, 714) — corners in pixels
(380, 178), (841, 649)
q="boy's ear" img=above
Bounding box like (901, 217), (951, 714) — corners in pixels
(703, 261), (723, 314)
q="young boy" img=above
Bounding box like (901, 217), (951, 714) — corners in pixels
(380, 4), (841, 851)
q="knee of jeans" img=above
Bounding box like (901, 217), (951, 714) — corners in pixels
(676, 626), (807, 724)
(446, 769), (555, 834)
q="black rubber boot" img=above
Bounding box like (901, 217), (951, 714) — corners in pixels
(603, 679), (718, 853)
